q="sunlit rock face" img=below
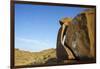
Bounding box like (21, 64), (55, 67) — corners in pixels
(56, 9), (96, 63)
(65, 9), (96, 60)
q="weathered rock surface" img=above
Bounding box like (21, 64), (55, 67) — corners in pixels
(56, 9), (96, 63)
(65, 9), (96, 60)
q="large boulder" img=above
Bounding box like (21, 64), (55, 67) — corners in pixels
(56, 9), (96, 63)
(65, 9), (96, 60)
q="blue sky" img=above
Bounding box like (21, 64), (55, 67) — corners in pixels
(15, 3), (87, 52)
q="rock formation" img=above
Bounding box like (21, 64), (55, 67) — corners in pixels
(56, 8), (96, 63)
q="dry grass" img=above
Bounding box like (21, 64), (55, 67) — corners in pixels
(15, 48), (56, 66)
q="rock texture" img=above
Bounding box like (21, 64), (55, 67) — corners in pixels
(66, 9), (96, 60)
(56, 9), (96, 63)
